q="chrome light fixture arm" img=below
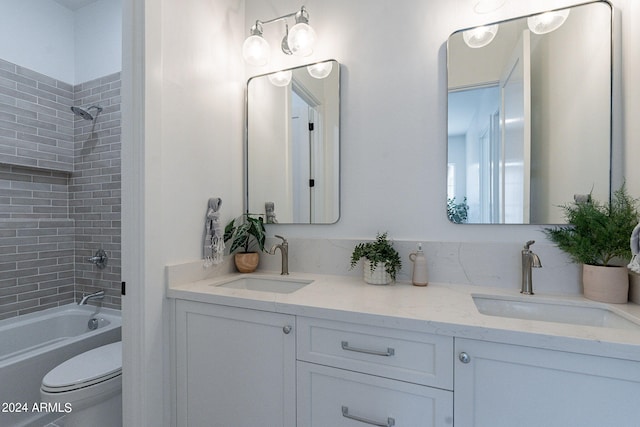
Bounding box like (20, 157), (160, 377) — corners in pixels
(243, 6), (316, 65)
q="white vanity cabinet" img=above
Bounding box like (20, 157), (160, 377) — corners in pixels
(174, 300), (296, 427)
(296, 317), (454, 426)
(454, 338), (640, 427)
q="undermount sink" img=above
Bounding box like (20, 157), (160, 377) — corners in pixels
(473, 294), (640, 330)
(213, 276), (313, 294)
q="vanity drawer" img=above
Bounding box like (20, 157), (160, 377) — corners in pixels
(297, 361), (453, 427)
(296, 317), (453, 390)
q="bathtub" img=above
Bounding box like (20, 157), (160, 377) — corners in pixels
(0, 304), (121, 427)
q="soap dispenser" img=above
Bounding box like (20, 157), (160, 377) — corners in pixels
(409, 243), (428, 287)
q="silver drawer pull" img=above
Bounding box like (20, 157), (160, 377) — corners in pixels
(342, 406), (395, 427)
(341, 341), (395, 357)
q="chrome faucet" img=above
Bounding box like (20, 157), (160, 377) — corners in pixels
(78, 290), (105, 305)
(269, 235), (289, 275)
(521, 240), (542, 295)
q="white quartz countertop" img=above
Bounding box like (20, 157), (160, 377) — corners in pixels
(167, 271), (640, 361)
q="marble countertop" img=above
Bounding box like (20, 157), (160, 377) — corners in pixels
(167, 270), (640, 361)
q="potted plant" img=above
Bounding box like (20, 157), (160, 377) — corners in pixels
(224, 214), (266, 273)
(350, 232), (402, 285)
(447, 197), (469, 224)
(543, 186), (639, 303)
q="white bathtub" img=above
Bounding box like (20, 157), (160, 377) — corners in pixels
(0, 304), (121, 427)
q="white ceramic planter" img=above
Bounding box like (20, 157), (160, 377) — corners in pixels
(582, 264), (629, 303)
(363, 260), (393, 285)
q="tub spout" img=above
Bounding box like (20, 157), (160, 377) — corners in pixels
(78, 290), (105, 305)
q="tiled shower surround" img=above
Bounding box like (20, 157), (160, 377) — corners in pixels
(0, 58), (121, 320)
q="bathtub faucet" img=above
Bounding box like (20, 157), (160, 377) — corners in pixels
(87, 249), (108, 269)
(78, 290), (105, 305)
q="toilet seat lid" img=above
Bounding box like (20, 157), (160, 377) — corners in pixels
(42, 341), (122, 391)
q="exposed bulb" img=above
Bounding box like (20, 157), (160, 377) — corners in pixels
(462, 24), (499, 48)
(242, 34), (270, 66)
(288, 22), (317, 56)
(268, 70), (292, 87)
(307, 61), (333, 79)
(527, 9), (570, 35)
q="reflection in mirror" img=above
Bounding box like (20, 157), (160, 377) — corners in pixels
(447, 1), (611, 224)
(247, 60), (340, 224)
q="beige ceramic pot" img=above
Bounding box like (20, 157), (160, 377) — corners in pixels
(582, 264), (629, 303)
(629, 272), (640, 304)
(234, 252), (259, 273)
(363, 260), (393, 285)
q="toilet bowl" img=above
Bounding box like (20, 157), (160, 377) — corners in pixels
(41, 341), (122, 427)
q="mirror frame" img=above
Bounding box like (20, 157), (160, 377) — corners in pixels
(446, 1), (613, 225)
(245, 60), (341, 225)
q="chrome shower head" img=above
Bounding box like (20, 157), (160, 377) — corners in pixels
(70, 105), (103, 121)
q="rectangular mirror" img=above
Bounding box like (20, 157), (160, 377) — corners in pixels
(447, 1), (611, 224)
(247, 60), (340, 224)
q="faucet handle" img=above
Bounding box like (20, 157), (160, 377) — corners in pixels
(274, 235), (287, 244)
(524, 240), (535, 250)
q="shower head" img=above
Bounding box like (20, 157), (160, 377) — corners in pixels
(70, 105), (103, 121)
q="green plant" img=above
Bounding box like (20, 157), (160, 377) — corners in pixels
(448, 197), (469, 224)
(224, 214), (266, 254)
(350, 232), (402, 280)
(543, 186), (639, 266)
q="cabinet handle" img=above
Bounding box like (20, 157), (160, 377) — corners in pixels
(342, 406), (395, 427)
(341, 341), (395, 357)
(282, 325), (292, 334)
(459, 352), (471, 364)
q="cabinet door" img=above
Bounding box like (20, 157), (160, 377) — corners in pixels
(298, 361), (453, 427)
(175, 300), (295, 427)
(455, 338), (640, 427)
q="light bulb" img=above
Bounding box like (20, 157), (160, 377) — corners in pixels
(462, 24), (499, 48)
(527, 9), (570, 35)
(242, 35), (270, 66)
(307, 61), (333, 79)
(268, 70), (292, 87)
(288, 22), (317, 56)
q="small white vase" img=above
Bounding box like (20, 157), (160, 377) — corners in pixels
(363, 260), (393, 285)
(582, 264), (629, 304)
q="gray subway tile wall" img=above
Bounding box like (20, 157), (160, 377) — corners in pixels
(0, 58), (121, 320)
(0, 58), (74, 172)
(71, 73), (121, 310)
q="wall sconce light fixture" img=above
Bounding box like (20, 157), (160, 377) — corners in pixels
(463, 24), (499, 48)
(243, 6), (317, 66)
(527, 9), (570, 35)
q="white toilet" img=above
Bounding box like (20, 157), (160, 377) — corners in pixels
(41, 341), (122, 427)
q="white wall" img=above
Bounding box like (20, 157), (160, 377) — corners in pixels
(0, 0), (121, 84)
(75, 0), (123, 83)
(0, 0), (75, 83)
(123, 0), (245, 423)
(248, 77), (291, 220)
(530, 3), (611, 223)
